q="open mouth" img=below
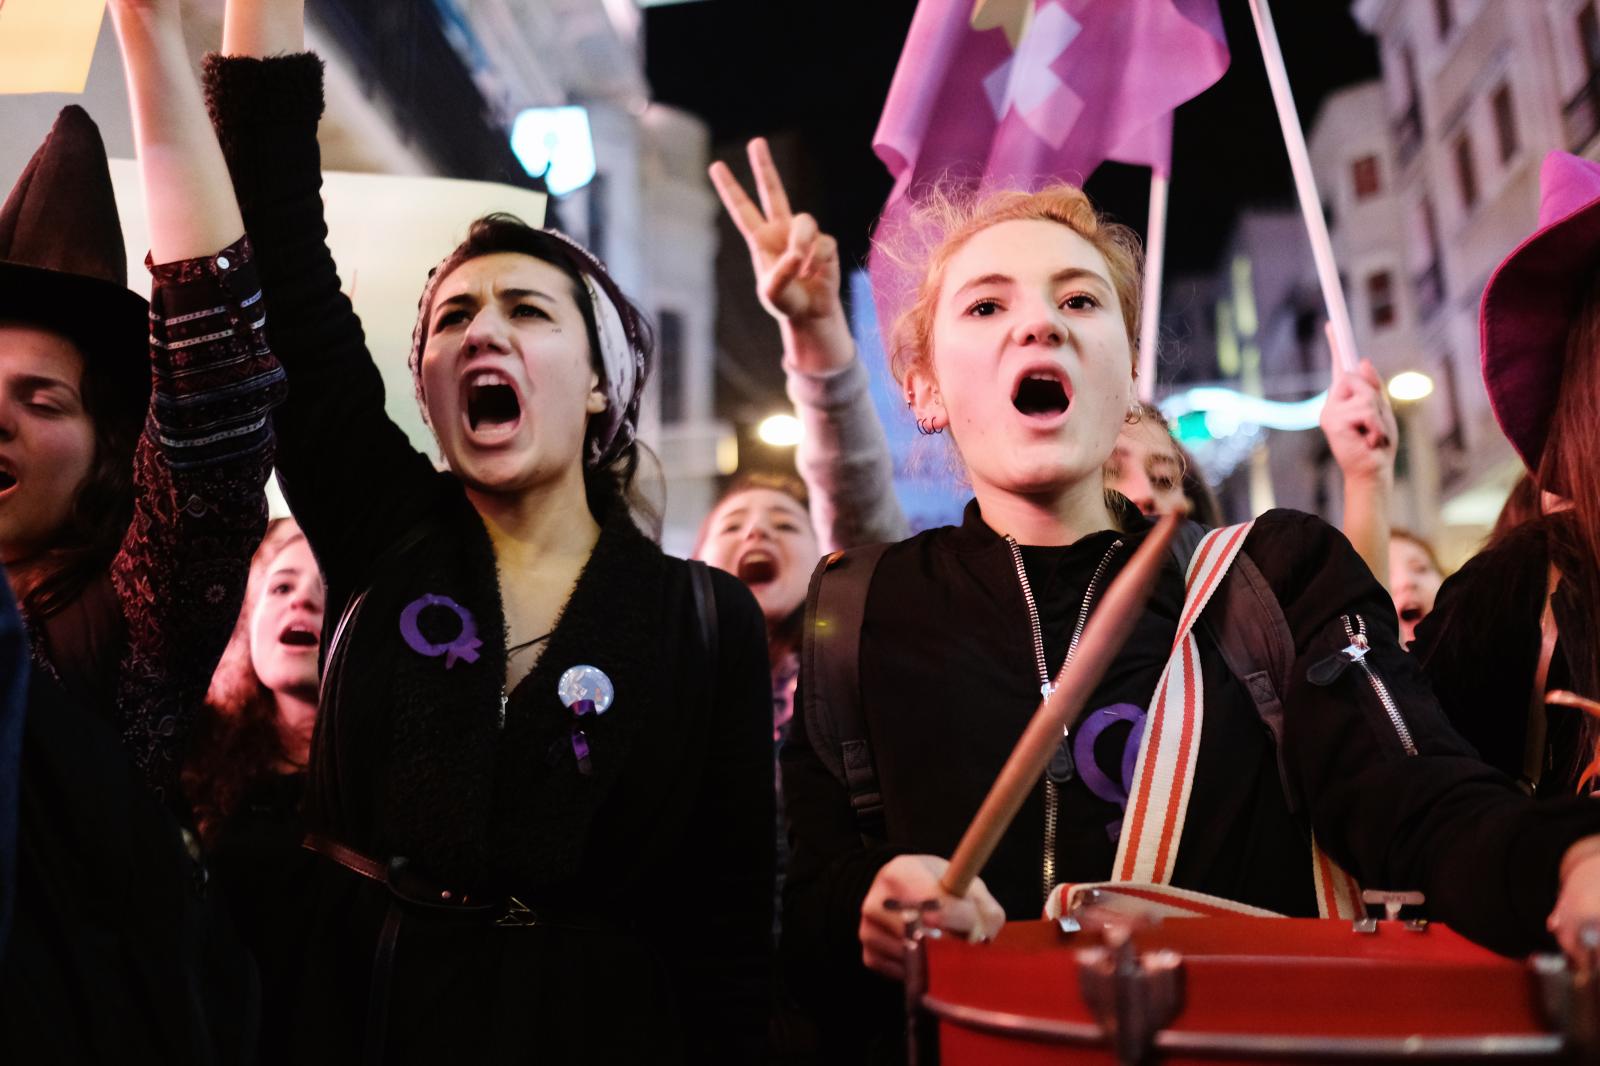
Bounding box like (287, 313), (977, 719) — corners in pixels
(0, 469), (16, 493)
(1012, 369), (1071, 419)
(279, 623), (320, 649)
(463, 370), (523, 437)
(1397, 604), (1425, 624)
(736, 550), (780, 586)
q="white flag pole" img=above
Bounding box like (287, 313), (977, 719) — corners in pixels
(1245, 0), (1357, 375)
(1137, 169), (1169, 402)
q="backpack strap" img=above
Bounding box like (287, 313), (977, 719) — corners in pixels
(687, 559), (719, 670)
(802, 543), (891, 845)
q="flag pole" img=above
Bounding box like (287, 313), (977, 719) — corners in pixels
(1137, 169), (1169, 402)
(1244, 0), (1357, 375)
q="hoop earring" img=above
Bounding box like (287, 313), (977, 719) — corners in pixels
(916, 417), (945, 436)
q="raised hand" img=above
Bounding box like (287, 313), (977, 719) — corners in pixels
(709, 138), (853, 374)
(1321, 357), (1398, 485)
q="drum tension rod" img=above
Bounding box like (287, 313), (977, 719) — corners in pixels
(1353, 889), (1427, 933)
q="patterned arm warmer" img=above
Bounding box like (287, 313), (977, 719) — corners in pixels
(112, 235), (286, 796)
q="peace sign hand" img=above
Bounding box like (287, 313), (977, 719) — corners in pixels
(710, 138), (846, 339)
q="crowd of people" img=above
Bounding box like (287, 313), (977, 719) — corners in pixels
(3, 0), (1600, 1062)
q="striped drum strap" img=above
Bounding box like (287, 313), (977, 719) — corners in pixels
(1102, 521), (1362, 921)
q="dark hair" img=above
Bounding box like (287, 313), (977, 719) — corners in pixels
(8, 336), (142, 623)
(409, 213), (659, 534)
(182, 519), (307, 843)
(1534, 271), (1600, 792)
(1491, 473), (1542, 541)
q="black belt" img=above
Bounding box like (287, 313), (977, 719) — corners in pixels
(302, 833), (548, 1065)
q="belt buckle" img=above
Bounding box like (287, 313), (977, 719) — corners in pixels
(496, 896), (540, 928)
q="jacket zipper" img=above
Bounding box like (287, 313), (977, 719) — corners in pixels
(1341, 613), (1418, 756)
(1004, 535), (1123, 903)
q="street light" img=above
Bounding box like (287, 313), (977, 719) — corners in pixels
(510, 107), (596, 196)
(1387, 370), (1435, 403)
(757, 413), (802, 447)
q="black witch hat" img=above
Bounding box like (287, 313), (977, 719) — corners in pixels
(0, 106), (149, 409)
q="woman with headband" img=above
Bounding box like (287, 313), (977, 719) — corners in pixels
(192, 1), (774, 1061)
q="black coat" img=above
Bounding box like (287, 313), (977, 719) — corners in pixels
(1413, 515), (1600, 794)
(204, 52), (775, 1064)
(782, 502), (1600, 1058)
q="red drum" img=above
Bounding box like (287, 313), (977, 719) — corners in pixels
(914, 918), (1576, 1063)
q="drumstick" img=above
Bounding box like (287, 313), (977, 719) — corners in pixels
(939, 510), (1185, 899)
(1549, 690), (1600, 718)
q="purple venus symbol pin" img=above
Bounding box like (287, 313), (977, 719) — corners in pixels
(399, 594), (483, 669)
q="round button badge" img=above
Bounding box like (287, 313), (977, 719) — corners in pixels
(558, 665), (615, 715)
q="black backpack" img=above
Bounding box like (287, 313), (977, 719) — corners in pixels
(799, 521), (1301, 845)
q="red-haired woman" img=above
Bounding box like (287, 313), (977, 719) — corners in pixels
(183, 517), (323, 1058)
(714, 156), (1600, 1059)
(1413, 152), (1600, 800)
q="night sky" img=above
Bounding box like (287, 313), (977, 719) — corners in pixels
(644, 0), (1380, 422)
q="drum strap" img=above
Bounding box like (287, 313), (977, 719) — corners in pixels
(1110, 521), (1363, 920)
(1045, 881), (1282, 921)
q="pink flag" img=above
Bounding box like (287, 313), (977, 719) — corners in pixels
(870, 0), (1229, 332)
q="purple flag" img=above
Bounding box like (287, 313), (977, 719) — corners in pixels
(870, 0), (1229, 334)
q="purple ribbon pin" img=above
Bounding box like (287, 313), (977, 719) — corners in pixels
(399, 593), (482, 669)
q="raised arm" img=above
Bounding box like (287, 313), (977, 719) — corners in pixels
(111, 0), (245, 261)
(1318, 335), (1397, 589)
(203, 0), (440, 595)
(106, 0), (287, 793)
(710, 140), (907, 551)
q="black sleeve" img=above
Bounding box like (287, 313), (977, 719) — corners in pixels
(779, 637), (904, 1018)
(1251, 510), (1600, 956)
(202, 53), (441, 594)
(668, 570), (775, 1060)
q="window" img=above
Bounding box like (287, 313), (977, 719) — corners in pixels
(1351, 155), (1381, 199)
(1454, 133), (1478, 210)
(1433, 0), (1453, 38)
(1366, 271), (1397, 330)
(657, 309), (684, 424)
(1492, 82), (1518, 163)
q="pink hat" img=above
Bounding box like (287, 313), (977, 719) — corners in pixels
(1480, 151), (1600, 473)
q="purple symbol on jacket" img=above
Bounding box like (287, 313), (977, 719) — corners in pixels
(398, 593), (482, 668)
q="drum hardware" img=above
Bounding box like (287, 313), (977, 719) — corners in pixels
(1076, 917), (1185, 1065)
(1353, 889), (1427, 933)
(891, 899), (942, 1066)
(1530, 931), (1600, 1062)
(1056, 886), (1110, 934)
